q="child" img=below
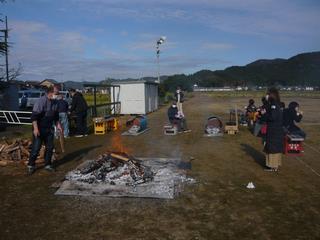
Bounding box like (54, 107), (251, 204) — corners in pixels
(246, 99), (257, 126)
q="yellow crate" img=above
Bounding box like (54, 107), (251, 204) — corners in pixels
(106, 118), (119, 131)
(93, 117), (106, 135)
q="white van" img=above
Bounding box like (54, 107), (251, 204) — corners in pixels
(19, 90), (45, 108)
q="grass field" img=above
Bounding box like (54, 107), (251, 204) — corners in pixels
(1, 92), (320, 239)
(83, 93), (110, 106)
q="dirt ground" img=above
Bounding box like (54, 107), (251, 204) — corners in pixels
(1, 93), (320, 240)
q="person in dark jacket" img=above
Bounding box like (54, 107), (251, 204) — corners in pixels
(261, 87), (284, 171)
(168, 103), (178, 123)
(27, 86), (62, 175)
(69, 89), (88, 137)
(57, 94), (69, 138)
(167, 102), (188, 132)
(283, 101), (306, 138)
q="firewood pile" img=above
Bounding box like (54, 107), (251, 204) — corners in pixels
(0, 138), (58, 167)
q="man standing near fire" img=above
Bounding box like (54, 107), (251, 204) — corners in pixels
(27, 86), (63, 175)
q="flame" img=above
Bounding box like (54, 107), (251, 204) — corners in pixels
(109, 133), (131, 154)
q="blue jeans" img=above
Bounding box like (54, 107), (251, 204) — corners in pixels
(59, 112), (69, 137)
(28, 129), (54, 167)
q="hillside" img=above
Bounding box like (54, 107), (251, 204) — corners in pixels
(162, 51), (320, 91)
(63, 51), (319, 92)
(220, 51), (320, 86)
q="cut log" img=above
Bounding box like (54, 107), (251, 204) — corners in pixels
(0, 160), (8, 166)
(5, 146), (20, 153)
(110, 153), (129, 162)
(35, 158), (45, 164)
(20, 147), (30, 157)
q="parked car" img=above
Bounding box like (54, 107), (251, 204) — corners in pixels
(18, 90), (72, 109)
(18, 90), (45, 108)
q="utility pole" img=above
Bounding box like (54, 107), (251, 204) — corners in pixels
(5, 16), (9, 82)
(0, 16), (9, 81)
(156, 36), (166, 84)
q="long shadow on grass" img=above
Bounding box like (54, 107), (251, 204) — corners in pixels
(55, 145), (102, 167)
(241, 143), (265, 168)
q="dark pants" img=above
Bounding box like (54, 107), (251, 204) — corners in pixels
(28, 129), (54, 167)
(170, 118), (188, 132)
(76, 111), (87, 135)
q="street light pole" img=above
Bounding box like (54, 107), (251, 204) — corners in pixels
(156, 36), (166, 83)
(5, 16), (9, 82)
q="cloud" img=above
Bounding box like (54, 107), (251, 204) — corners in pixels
(9, 20), (225, 81)
(201, 42), (235, 51)
(7, 1), (319, 81)
(120, 30), (128, 36)
(70, 0), (320, 38)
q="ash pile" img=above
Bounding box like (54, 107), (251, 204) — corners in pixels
(66, 152), (154, 186)
(56, 152), (194, 199)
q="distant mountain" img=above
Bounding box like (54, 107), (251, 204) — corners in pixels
(101, 76), (169, 84)
(162, 51), (320, 91)
(63, 81), (100, 89)
(55, 52), (320, 92)
(219, 51), (320, 86)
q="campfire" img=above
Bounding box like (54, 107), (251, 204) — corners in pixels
(66, 152), (154, 186)
(57, 152), (194, 199)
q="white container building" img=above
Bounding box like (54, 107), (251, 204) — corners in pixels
(111, 81), (159, 115)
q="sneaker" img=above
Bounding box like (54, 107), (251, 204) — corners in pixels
(74, 135), (84, 138)
(84, 134), (88, 137)
(183, 130), (192, 133)
(44, 165), (56, 172)
(264, 167), (273, 172)
(27, 166), (36, 175)
(264, 167), (278, 172)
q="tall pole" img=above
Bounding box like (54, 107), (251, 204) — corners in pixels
(156, 42), (160, 83)
(156, 36), (165, 84)
(5, 16), (9, 82)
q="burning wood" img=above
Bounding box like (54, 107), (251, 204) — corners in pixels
(66, 152), (154, 186)
(0, 138), (58, 166)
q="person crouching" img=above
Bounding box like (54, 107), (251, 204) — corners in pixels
(167, 102), (189, 133)
(283, 101), (306, 139)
